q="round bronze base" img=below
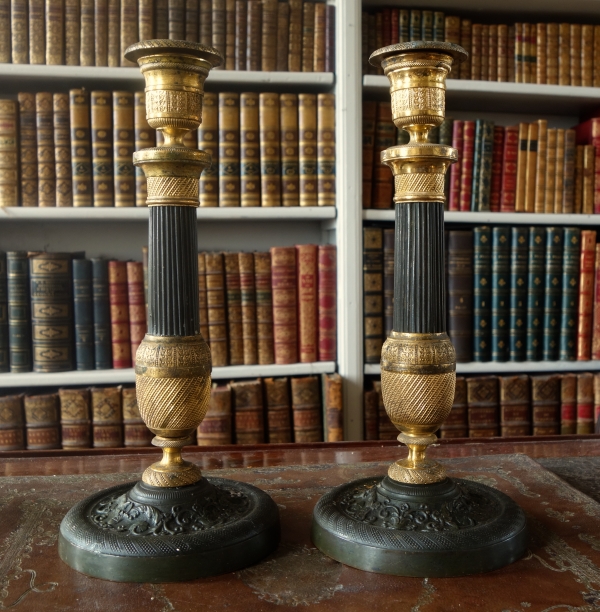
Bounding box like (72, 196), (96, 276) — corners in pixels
(312, 476), (528, 577)
(59, 477), (280, 582)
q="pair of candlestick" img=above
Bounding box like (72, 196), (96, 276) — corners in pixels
(58, 39), (527, 582)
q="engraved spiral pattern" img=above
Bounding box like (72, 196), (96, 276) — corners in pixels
(394, 173), (446, 201)
(142, 464), (203, 488)
(146, 176), (199, 202)
(388, 460), (447, 484)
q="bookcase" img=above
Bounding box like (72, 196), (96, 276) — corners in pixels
(2, 0), (600, 444)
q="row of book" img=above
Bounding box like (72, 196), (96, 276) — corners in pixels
(1, 0), (334, 72)
(364, 373), (600, 441)
(0, 373), (343, 451)
(0, 90), (335, 208)
(362, 8), (600, 88)
(364, 225), (600, 365)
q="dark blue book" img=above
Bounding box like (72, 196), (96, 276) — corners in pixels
(509, 227), (528, 361)
(0, 252), (8, 372)
(73, 259), (94, 370)
(473, 226), (491, 361)
(543, 227), (563, 360)
(7, 251), (31, 372)
(91, 258), (112, 370)
(491, 226), (510, 362)
(559, 227), (581, 360)
(526, 227), (545, 361)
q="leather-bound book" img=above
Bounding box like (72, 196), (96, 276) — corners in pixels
(276, 0), (289, 72)
(113, 92), (135, 208)
(94, 0), (108, 65)
(138, 0), (153, 42)
(91, 258), (111, 369)
(561, 373), (577, 434)
(239, 252), (257, 365)
(7, 252), (32, 373)
(64, 0), (80, 64)
(246, 0), (261, 71)
(491, 227), (510, 362)
(577, 230), (596, 361)
(240, 92), (260, 207)
(296, 244), (317, 363)
(562, 130), (576, 214)
(526, 227), (545, 361)
(259, 93), (281, 207)
(458, 18), (472, 79)
(45, 0), (63, 64)
(199, 92), (218, 208)
(198, 0), (211, 46)
(301, 1), (314, 72)
(559, 227), (580, 361)
(288, 0), (302, 72)
(577, 372), (594, 434)
(499, 375), (530, 437)
(0, 101), (17, 209)
(440, 376), (468, 439)
(474, 120), (493, 211)
(168, 0), (185, 40)
(119, 0), (137, 66)
(447, 230), (473, 363)
(575, 145), (584, 214)
(79, 0), (94, 65)
(36, 93), (56, 207)
(0, 395), (25, 451)
(383, 228), (393, 339)
(291, 375), (321, 442)
(592, 250), (600, 356)
(232, 379), (264, 444)
(30, 253), (74, 372)
(467, 375), (499, 438)
(18, 93), (38, 207)
(11, 0), (28, 63)
(218, 93), (240, 207)
(313, 1), (326, 72)
(582, 24), (594, 87)
(211, 0), (225, 66)
(91, 386), (122, 448)
(546, 23), (559, 85)
(122, 387), (153, 447)
(108, 260), (131, 369)
(509, 227), (528, 362)
(513, 122), (528, 212)
(323, 372), (343, 442)
(24, 393), (61, 450)
(497, 23), (509, 82)
(470, 23), (481, 80)
(280, 93), (299, 207)
(28, 0), (44, 64)
(553, 129), (565, 213)
(325, 4), (334, 73)
(197, 383), (232, 445)
(373, 379), (396, 440)
(198, 253), (209, 343)
(224, 252), (243, 366)
(91, 91), (113, 207)
(544, 128), (557, 214)
(499, 124), (518, 212)
(534, 119), (547, 213)
(317, 93), (335, 207)
(543, 227), (563, 360)
(134, 92), (154, 207)
(107, 0), (119, 66)
(524, 122), (538, 213)
(205, 252), (228, 366)
(185, 0), (198, 42)
(264, 377), (292, 443)
(260, 0), (276, 71)
(126, 262), (145, 366)
(448, 120), (464, 211)
(69, 89), (93, 207)
(271, 246), (298, 364)
(362, 100), (376, 209)
(372, 102), (394, 209)
(54, 93), (72, 207)
(254, 251), (274, 365)
(595, 373), (600, 433)
(569, 23), (582, 86)
(58, 388), (91, 448)
(535, 23), (546, 84)
(0, 253), (8, 373)
(73, 258), (94, 370)
(299, 93), (317, 206)
(234, 0), (247, 70)
(530, 374), (560, 435)
(363, 227), (383, 364)
(363, 387), (379, 441)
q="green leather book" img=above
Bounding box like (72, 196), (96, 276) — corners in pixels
(473, 226), (491, 361)
(559, 227), (581, 360)
(470, 120), (483, 211)
(491, 226), (510, 362)
(409, 10), (421, 41)
(526, 227), (545, 361)
(421, 10), (433, 40)
(509, 226), (528, 361)
(477, 121), (494, 212)
(543, 227), (563, 360)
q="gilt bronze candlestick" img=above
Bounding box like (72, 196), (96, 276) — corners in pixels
(312, 42), (528, 577)
(58, 40), (279, 582)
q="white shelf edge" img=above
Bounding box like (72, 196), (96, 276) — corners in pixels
(0, 362), (337, 387)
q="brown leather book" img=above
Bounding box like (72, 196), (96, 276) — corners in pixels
(562, 129), (576, 214)
(108, 260), (132, 369)
(205, 252), (228, 366)
(0, 394), (25, 451)
(120, 0), (137, 66)
(534, 119), (547, 213)
(107, 0), (119, 66)
(558, 22), (570, 86)
(260, 0), (277, 71)
(240, 93), (260, 207)
(583, 145), (595, 215)
(232, 379), (264, 444)
(234, 0), (247, 70)
(299, 93), (317, 207)
(595, 373), (600, 434)
(276, 0), (289, 72)
(198, 0), (211, 46)
(197, 383), (232, 445)
(53, 93), (72, 207)
(362, 100), (376, 209)
(577, 230), (597, 361)
(488, 24), (498, 82)
(122, 387), (152, 447)
(291, 375), (321, 442)
(554, 129), (566, 213)
(318, 243), (336, 362)
(582, 24), (594, 87)
(470, 23), (482, 80)
(239, 252), (257, 365)
(296, 244), (318, 363)
(91, 386), (122, 448)
(301, 1), (314, 72)
(211, 0), (225, 67)
(280, 93), (299, 207)
(570, 23), (582, 87)
(575, 145), (584, 214)
(224, 252), (243, 366)
(288, 0), (302, 72)
(254, 251), (274, 365)
(94, 0), (108, 65)
(138, 0), (153, 42)
(480, 24), (489, 81)
(536, 23), (546, 84)
(184, 0), (198, 42)
(259, 93), (280, 207)
(11, 0), (29, 63)
(91, 91), (113, 207)
(363, 387), (378, 441)
(363, 226), (383, 364)
(126, 262), (145, 366)
(531, 373), (561, 436)
(198, 253), (209, 343)
(134, 92), (154, 207)
(69, 89), (93, 207)
(507, 24), (516, 82)
(372, 102), (394, 209)
(317, 93), (335, 207)
(440, 376), (468, 438)
(577, 372), (594, 435)
(246, 0), (261, 71)
(80, 0), (94, 65)
(36, 92), (55, 207)
(58, 387), (91, 448)
(594, 26), (600, 88)
(544, 128), (557, 213)
(459, 19), (472, 79)
(524, 121), (538, 213)
(18, 94), (37, 207)
(113, 91), (135, 207)
(271, 246), (298, 364)
(546, 23), (559, 85)
(0, 0), (8, 62)
(24, 393), (61, 450)
(46, 0), (63, 64)
(514, 122), (528, 212)
(499, 375), (530, 437)
(219, 92), (240, 207)
(29, 0), (45, 63)
(373, 379), (396, 440)
(313, 1), (326, 72)
(467, 375), (499, 437)
(561, 373), (577, 435)
(199, 92), (219, 208)
(323, 372), (343, 442)
(264, 377), (292, 443)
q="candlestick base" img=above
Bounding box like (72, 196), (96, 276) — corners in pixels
(59, 477), (280, 582)
(312, 475), (528, 577)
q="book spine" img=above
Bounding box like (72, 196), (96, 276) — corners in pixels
(113, 91), (135, 207)
(443, 15), (458, 45)
(264, 377), (291, 443)
(73, 259), (94, 370)
(197, 384), (232, 445)
(296, 244), (318, 363)
(500, 124), (518, 212)
(91, 91), (113, 207)
(211, 0), (225, 66)
(11, 0), (29, 64)
(595, 25), (600, 88)
(25, 393), (60, 449)
(489, 125), (503, 212)
(197, 253), (208, 343)
(280, 93), (299, 207)
(53, 93), (72, 207)
(91, 386), (122, 448)
(313, 1), (326, 72)
(480, 24), (489, 81)
(470, 119), (482, 211)
(577, 230), (596, 361)
(9, 252), (33, 372)
(470, 23), (482, 80)
(491, 227), (510, 362)
(291, 375), (322, 442)
(544, 128), (557, 213)
(509, 227), (528, 362)
(91, 258), (111, 369)
(29, 0), (45, 64)
(205, 252), (228, 366)
(246, 0), (261, 71)
(126, 261), (145, 366)
(0, 395), (25, 451)
(583, 145), (595, 214)
(440, 376), (468, 438)
(361, 100), (376, 209)
(570, 23), (582, 86)
(36, 92), (55, 207)
(372, 102), (394, 209)
(299, 93), (318, 207)
(218, 92), (240, 207)
(259, 92), (281, 207)
(459, 120), (475, 211)
(271, 246), (297, 364)
(232, 379), (264, 444)
(0, 101), (16, 210)
(546, 23), (559, 85)
(536, 23), (546, 84)
(301, 1), (314, 72)
(323, 372), (343, 442)
(554, 128), (565, 213)
(558, 22), (570, 86)
(500, 375), (530, 436)
(254, 251), (274, 365)
(534, 119), (547, 214)
(69, 89), (92, 207)
(363, 226), (383, 363)
(543, 227), (564, 360)
(467, 376), (499, 437)
(234, 0), (247, 70)
(524, 122), (538, 213)
(45, 0), (63, 64)
(560, 373), (577, 434)
(473, 226), (491, 362)
(577, 372), (594, 434)
(239, 252), (257, 365)
(223, 0), (234, 67)
(559, 227), (580, 360)
(317, 244), (336, 362)
(514, 122), (528, 212)
(108, 260), (131, 369)
(199, 92), (218, 207)
(139, 0), (153, 41)
(18, 93), (37, 207)
(562, 129), (576, 214)
(59, 388), (91, 448)
(224, 252), (243, 366)
(120, 0), (137, 66)
(134, 92), (154, 207)
(488, 24), (498, 82)
(79, 0), (94, 64)
(526, 227), (545, 361)
(575, 145), (584, 214)
(0, 253), (7, 373)
(260, 0), (276, 71)
(288, 0), (302, 72)
(107, 0), (119, 66)
(317, 93), (335, 207)
(476, 120), (493, 211)
(448, 120), (464, 211)
(94, 0), (107, 65)
(325, 4), (335, 72)
(582, 24), (594, 87)
(459, 19), (472, 79)
(198, 0), (211, 46)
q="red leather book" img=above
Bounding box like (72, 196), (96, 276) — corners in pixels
(108, 260), (131, 369)
(592, 244), (600, 359)
(577, 230), (597, 360)
(490, 125), (505, 212)
(390, 9), (399, 45)
(271, 246), (298, 364)
(561, 373), (577, 434)
(573, 118), (600, 213)
(362, 100), (377, 209)
(126, 261), (146, 366)
(448, 119), (464, 211)
(459, 120), (475, 212)
(381, 7), (391, 47)
(595, 373), (600, 433)
(254, 251), (274, 365)
(318, 244), (336, 362)
(372, 102), (394, 210)
(500, 125), (519, 212)
(296, 244), (318, 363)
